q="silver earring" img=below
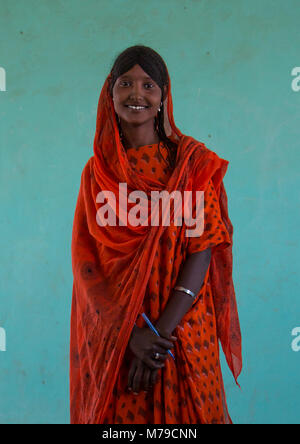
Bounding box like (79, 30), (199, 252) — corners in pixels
(158, 101), (162, 112)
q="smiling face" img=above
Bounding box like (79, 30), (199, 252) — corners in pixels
(112, 64), (165, 126)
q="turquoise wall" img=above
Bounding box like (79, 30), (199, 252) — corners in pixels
(0, 0), (299, 424)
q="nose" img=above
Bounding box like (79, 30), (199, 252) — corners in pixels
(128, 81), (144, 101)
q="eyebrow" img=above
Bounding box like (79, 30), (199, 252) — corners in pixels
(119, 75), (153, 81)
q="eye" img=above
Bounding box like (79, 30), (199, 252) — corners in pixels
(118, 80), (155, 89)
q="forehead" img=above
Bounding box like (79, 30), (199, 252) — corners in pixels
(118, 64), (154, 81)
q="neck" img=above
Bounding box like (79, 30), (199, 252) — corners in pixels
(120, 120), (161, 150)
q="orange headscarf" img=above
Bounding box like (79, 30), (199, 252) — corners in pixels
(70, 70), (242, 424)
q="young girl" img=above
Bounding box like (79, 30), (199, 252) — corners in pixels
(70, 45), (242, 424)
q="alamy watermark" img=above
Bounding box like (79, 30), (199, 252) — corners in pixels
(0, 67), (6, 91)
(291, 67), (300, 92)
(291, 327), (300, 352)
(95, 183), (205, 237)
(0, 327), (6, 351)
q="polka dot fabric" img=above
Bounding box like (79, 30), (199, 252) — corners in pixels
(102, 143), (231, 424)
(126, 141), (172, 183)
(187, 178), (231, 255)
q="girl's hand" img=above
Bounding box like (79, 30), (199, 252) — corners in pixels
(128, 325), (177, 370)
(127, 357), (160, 394)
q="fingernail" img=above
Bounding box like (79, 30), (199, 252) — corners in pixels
(133, 392), (139, 395)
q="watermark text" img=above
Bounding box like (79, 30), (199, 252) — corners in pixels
(291, 67), (300, 92)
(0, 327), (6, 351)
(291, 327), (300, 352)
(96, 183), (204, 237)
(0, 67), (6, 91)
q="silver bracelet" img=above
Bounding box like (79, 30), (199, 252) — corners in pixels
(174, 285), (196, 299)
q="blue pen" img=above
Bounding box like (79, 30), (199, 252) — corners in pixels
(135, 312), (175, 361)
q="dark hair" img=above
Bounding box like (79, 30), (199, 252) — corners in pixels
(109, 45), (178, 170)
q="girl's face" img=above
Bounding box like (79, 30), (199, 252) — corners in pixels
(112, 64), (165, 126)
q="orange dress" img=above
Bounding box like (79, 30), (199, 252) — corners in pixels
(102, 141), (232, 424)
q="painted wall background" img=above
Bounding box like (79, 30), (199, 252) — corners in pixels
(0, 0), (299, 424)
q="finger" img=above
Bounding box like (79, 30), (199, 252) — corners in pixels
(154, 337), (176, 350)
(151, 350), (168, 363)
(127, 359), (138, 390)
(150, 369), (159, 386)
(132, 361), (144, 394)
(152, 345), (170, 355)
(144, 355), (166, 370)
(142, 366), (152, 392)
(155, 329), (178, 342)
(150, 355), (168, 368)
(164, 335), (178, 341)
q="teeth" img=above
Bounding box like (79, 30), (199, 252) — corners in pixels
(127, 105), (146, 110)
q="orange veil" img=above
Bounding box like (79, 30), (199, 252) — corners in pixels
(70, 71), (242, 424)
